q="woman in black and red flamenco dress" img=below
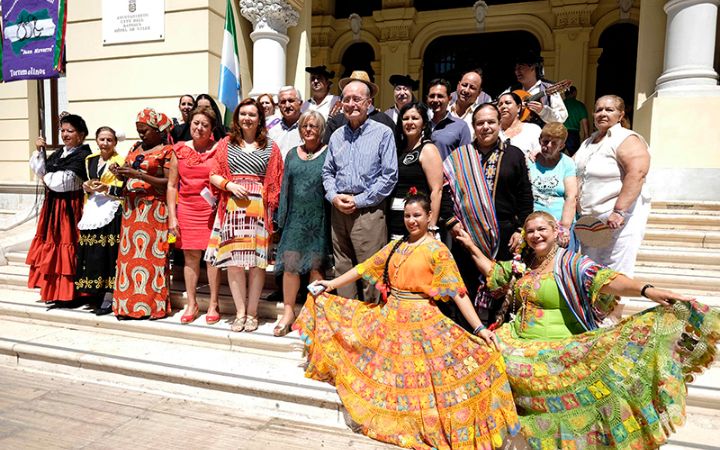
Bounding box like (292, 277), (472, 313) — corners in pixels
(27, 114), (92, 303)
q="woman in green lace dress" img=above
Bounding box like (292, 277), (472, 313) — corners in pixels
(274, 110), (330, 337)
(456, 211), (720, 449)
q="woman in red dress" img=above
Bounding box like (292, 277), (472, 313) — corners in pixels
(27, 114), (92, 303)
(168, 106), (222, 324)
(110, 108), (173, 319)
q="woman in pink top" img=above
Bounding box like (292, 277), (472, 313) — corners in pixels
(168, 106), (222, 324)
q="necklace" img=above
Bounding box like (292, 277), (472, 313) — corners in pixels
(517, 245), (557, 331)
(391, 235), (428, 277)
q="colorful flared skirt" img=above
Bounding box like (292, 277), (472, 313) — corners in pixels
(294, 292), (521, 449)
(496, 300), (720, 450)
(112, 195), (170, 319)
(26, 190), (84, 302)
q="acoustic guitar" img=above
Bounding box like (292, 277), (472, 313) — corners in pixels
(513, 79), (573, 122)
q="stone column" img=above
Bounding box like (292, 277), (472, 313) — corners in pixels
(655, 0), (720, 92)
(375, 7), (416, 109)
(550, 4), (595, 99)
(240, 0), (300, 96)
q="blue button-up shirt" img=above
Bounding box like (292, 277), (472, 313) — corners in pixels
(323, 119), (398, 209)
(430, 112), (472, 160)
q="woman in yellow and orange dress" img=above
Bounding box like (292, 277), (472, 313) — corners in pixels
(110, 108), (174, 319)
(294, 191), (521, 450)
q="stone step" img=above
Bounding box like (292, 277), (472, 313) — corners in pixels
(634, 267), (720, 293)
(651, 201), (720, 213)
(642, 229), (720, 250)
(647, 212), (720, 230)
(0, 316), (345, 428)
(4, 251), (27, 266)
(636, 246), (720, 270)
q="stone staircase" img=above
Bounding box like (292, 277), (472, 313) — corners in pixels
(0, 201), (719, 449)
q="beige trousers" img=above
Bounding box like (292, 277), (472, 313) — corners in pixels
(330, 202), (387, 301)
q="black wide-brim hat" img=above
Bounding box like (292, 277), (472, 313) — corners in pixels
(305, 65), (335, 80)
(389, 74), (419, 91)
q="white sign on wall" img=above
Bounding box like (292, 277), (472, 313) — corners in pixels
(102, 0), (165, 45)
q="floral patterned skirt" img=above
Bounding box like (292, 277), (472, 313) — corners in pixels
(294, 292), (521, 449)
(497, 301), (720, 450)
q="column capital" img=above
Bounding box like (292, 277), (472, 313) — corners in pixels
(239, 0), (299, 34)
(665, 0), (720, 13)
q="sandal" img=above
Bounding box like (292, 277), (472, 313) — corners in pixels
(244, 315), (259, 332)
(273, 323), (292, 337)
(230, 316), (246, 332)
(180, 306), (199, 324)
(206, 306), (221, 325)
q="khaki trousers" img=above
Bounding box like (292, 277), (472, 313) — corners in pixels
(331, 202), (387, 301)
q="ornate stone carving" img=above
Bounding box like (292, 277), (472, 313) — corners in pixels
(553, 5), (592, 28)
(474, 1), (488, 32)
(239, 0), (299, 34)
(618, 0), (633, 19)
(349, 13), (362, 42)
(380, 25), (410, 41)
(312, 30), (331, 47)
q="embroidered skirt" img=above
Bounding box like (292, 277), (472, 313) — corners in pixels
(496, 301), (720, 449)
(294, 292), (521, 449)
(75, 210), (121, 294)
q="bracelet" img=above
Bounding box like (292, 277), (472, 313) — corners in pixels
(640, 284), (654, 298)
(220, 179), (230, 191)
(612, 208), (626, 218)
(472, 324), (486, 335)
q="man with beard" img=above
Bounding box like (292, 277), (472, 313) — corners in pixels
(383, 74), (418, 123)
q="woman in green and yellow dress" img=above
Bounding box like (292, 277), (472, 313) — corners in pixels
(456, 210), (720, 449)
(295, 191), (521, 450)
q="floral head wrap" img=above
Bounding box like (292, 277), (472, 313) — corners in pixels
(136, 108), (173, 132)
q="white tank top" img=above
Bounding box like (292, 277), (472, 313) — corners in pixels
(575, 123), (651, 216)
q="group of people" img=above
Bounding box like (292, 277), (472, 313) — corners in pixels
(25, 54), (719, 449)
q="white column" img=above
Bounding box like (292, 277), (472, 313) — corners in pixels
(240, 0), (299, 97)
(656, 0), (720, 92)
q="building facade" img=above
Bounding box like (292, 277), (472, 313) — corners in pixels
(0, 0), (718, 201)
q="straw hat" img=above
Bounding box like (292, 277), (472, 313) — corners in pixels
(338, 70), (379, 98)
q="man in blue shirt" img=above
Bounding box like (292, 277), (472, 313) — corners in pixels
(323, 71), (398, 301)
(427, 78), (472, 159)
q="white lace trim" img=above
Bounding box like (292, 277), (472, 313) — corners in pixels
(78, 193), (121, 230)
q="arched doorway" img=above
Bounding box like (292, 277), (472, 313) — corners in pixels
(340, 42), (376, 81)
(595, 23), (639, 123)
(422, 31), (541, 98)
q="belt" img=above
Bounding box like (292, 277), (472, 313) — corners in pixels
(390, 289), (429, 301)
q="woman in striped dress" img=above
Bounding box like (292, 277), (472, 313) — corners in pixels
(206, 98), (283, 332)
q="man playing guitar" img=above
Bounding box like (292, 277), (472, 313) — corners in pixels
(510, 51), (568, 126)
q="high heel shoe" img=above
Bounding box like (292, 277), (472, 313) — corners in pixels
(180, 306), (199, 324)
(206, 306), (221, 325)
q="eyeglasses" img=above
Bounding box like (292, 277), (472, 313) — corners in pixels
(341, 96), (368, 105)
(301, 124), (319, 130)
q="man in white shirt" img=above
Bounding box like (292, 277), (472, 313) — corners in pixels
(383, 74), (418, 123)
(269, 86), (304, 159)
(302, 65), (340, 120)
(511, 51), (568, 125)
(449, 68), (492, 134)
